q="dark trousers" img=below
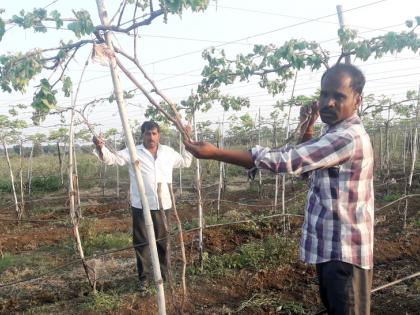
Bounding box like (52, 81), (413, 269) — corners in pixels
(316, 261), (373, 315)
(132, 206), (169, 281)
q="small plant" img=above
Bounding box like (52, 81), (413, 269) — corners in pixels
(383, 193), (401, 202)
(183, 217), (199, 230)
(0, 252), (14, 274)
(34, 206), (56, 215)
(0, 179), (12, 192)
(83, 291), (121, 313)
(191, 235), (297, 277)
(31, 175), (61, 192)
(83, 232), (131, 256)
(235, 292), (307, 314)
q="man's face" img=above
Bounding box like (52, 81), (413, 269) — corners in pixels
(319, 72), (361, 126)
(142, 127), (160, 150)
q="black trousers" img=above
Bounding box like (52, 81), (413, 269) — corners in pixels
(316, 261), (373, 315)
(132, 206), (169, 281)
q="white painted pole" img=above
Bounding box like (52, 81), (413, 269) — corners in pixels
(217, 114), (225, 218)
(193, 112), (204, 264)
(95, 1), (166, 313)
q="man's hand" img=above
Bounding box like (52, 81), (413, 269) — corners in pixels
(92, 136), (105, 150)
(299, 101), (320, 135)
(183, 138), (218, 159)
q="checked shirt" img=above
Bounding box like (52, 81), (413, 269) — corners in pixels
(251, 114), (374, 269)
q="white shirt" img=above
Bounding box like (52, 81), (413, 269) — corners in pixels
(96, 144), (192, 210)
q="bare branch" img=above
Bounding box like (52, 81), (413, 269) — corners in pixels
(114, 55), (188, 139)
(117, 0), (128, 26)
(95, 9), (164, 33)
(115, 47), (188, 138)
(133, 0), (139, 61)
(50, 48), (79, 87)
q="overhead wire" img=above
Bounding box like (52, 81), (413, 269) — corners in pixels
(4, 0), (420, 130)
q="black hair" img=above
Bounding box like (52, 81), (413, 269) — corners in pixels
(321, 63), (366, 94)
(141, 120), (160, 135)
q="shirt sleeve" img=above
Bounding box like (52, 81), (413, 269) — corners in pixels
(172, 144), (193, 168)
(251, 130), (354, 176)
(93, 146), (129, 166)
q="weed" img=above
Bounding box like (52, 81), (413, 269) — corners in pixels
(191, 235), (297, 277)
(0, 252), (13, 274)
(383, 194), (401, 202)
(0, 250), (55, 281)
(0, 179), (12, 192)
(79, 218), (100, 242)
(31, 175), (62, 192)
(34, 206), (57, 215)
(83, 291), (121, 313)
(83, 232), (131, 256)
(183, 217), (199, 230)
(237, 293), (307, 314)
(204, 214), (231, 226)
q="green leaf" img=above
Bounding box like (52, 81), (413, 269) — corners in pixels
(50, 10), (63, 29)
(62, 76), (72, 97)
(405, 20), (413, 28)
(68, 10), (94, 38)
(31, 79), (57, 124)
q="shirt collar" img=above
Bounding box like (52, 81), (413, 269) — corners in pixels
(325, 113), (360, 133)
(139, 143), (161, 157)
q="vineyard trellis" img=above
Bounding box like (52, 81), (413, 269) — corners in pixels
(0, 1), (419, 314)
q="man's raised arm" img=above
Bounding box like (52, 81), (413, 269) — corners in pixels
(92, 136), (127, 166)
(182, 140), (255, 169)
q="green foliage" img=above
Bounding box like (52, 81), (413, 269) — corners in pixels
(144, 100), (180, 125)
(48, 127), (68, 141)
(200, 17), (420, 104)
(49, 10), (63, 29)
(0, 252), (14, 274)
(108, 90), (135, 103)
(83, 291), (121, 313)
(0, 250), (54, 276)
(85, 232), (131, 256)
(0, 52), (44, 93)
(67, 10), (94, 38)
(80, 224), (131, 256)
(0, 114), (27, 143)
(339, 19), (420, 62)
(162, 0), (210, 14)
(32, 79), (57, 125)
(383, 193), (401, 202)
(0, 179), (12, 192)
(31, 175), (61, 192)
(61, 76), (72, 97)
(192, 235), (296, 277)
(201, 39), (324, 97)
(11, 8), (48, 33)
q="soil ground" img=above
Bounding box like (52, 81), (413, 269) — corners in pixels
(0, 177), (419, 315)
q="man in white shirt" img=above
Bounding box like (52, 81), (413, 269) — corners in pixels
(93, 120), (192, 288)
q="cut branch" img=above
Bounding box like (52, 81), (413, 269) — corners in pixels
(114, 55), (189, 139)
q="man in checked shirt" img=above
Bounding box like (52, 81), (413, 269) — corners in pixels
(184, 63), (374, 314)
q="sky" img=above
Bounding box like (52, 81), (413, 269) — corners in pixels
(0, 0), (419, 140)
